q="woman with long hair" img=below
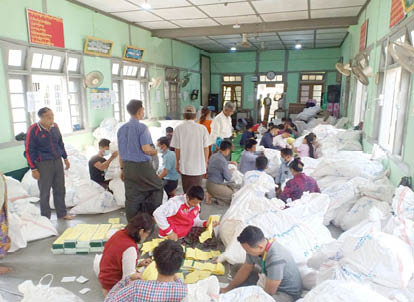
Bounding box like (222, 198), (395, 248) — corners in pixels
(198, 107), (212, 134)
(296, 133), (315, 158)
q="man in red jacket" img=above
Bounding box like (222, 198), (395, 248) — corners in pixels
(153, 186), (218, 241)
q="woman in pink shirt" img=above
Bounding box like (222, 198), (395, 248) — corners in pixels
(296, 133), (316, 158)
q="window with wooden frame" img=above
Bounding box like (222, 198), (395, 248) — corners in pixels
(222, 75), (243, 109)
(259, 74), (283, 82)
(299, 72), (325, 106)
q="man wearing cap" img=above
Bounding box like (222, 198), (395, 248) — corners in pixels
(117, 100), (163, 221)
(210, 101), (235, 159)
(170, 105), (211, 193)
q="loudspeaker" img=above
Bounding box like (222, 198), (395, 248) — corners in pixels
(208, 93), (219, 111)
(327, 85), (341, 104)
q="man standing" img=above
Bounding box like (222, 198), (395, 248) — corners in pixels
(170, 105), (210, 194)
(25, 107), (73, 220)
(263, 93), (272, 123)
(221, 226), (303, 302)
(210, 101), (235, 159)
(117, 100), (163, 221)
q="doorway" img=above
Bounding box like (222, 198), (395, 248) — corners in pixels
(166, 82), (179, 119)
(257, 83), (284, 121)
(222, 84), (242, 110)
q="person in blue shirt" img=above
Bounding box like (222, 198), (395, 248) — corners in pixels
(117, 100), (163, 221)
(240, 122), (257, 147)
(239, 139), (261, 174)
(157, 136), (179, 199)
(260, 125), (280, 150)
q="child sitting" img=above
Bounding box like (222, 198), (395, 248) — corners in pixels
(104, 240), (187, 302)
(153, 186), (219, 241)
(157, 137), (179, 199)
(243, 156), (276, 198)
(240, 122), (256, 147)
(296, 133), (316, 158)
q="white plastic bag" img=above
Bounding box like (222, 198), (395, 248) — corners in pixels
(228, 164), (243, 186)
(18, 274), (84, 302)
(7, 212), (27, 253)
(93, 254), (103, 277)
(109, 178), (125, 207)
(220, 286), (275, 302)
(263, 148), (281, 178)
(70, 191), (119, 214)
(392, 186), (414, 221)
(5, 176), (29, 201)
(183, 276), (220, 302)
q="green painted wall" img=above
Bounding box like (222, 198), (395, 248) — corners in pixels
(210, 49), (341, 110)
(340, 0), (414, 187)
(0, 0), (204, 173)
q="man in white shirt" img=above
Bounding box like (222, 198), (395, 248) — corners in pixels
(170, 105), (211, 193)
(210, 101), (235, 147)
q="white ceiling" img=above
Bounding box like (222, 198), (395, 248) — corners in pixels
(74, 0), (369, 52)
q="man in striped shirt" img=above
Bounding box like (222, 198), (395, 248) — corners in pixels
(105, 240), (187, 302)
(25, 107), (73, 220)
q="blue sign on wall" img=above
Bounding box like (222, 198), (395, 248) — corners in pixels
(123, 45), (144, 62)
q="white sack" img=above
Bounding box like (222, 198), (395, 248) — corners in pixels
(105, 142), (121, 180)
(70, 190), (119, 215)
(263, 148), (281, 178)
(109, 178), (125, 207)
(357, 176), (395, 202)
(5, 176), (29, 201)
(297, 280), (391, 302)
(383, 215), (414, 251)
(296, 106), (322, 122)
(335, 117), (349, 129)
(18, 274), (84, 302)
(220, 286), (275, 302)
(93, 254), (102, 277)
(7, 212), (27, 253)
(392, 186), (414, 221)
(229, 164), (243, 186)
(183, 276), (220, 302)
(21, 170), (40, 197)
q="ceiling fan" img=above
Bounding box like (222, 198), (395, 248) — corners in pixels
(237, 33), (252, 48)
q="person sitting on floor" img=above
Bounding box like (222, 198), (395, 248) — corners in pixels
(273, 129), (293, 149)
(89, 139), (118, 189)
(260, 125), (281, 150)
(239, 139), (260, 174)
(105, 240), (187, 302)
(276, 148), (294, 195)
(206, 141), (236, 205)
(99, 213), (154, 295)
(221, 226), (303, 302)
(240, 122), (256, 147)
(279, 158), (320, 203)
(295, 134), (315, 158)
(243, 156), (276, 199)
(157, 137), (179, 199)
(153, 186), (219, 241)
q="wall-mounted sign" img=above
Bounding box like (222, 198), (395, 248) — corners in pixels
(27, 9), (65, 48)
(84, 36), (113, 57)
(359, 20), (368, 51)
(390, 0), (406, 28)
(123, 45), (145, 62)
(402, 0), (414, 13)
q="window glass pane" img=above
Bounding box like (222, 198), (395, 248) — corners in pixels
(69, 94), (78, 105)
(9, 79), (23, 93)
(32, 53), (42, 68)
(112, 82), (119, 91)
(140, 67), (146, 77)
(230, 76), (235, 82)
(10, 94), (25, 107)
(41, 54), (52, 69)
(69, 81), (77, 93)
(301, 85), (310, 91)
(236, 76), (242, 82)
(276, 75), (283, 81)
(313, 91), (322, 97)
(71, 105), (80, 115)
(68, 57), (78, 72)
(12, 108), (26, 122)
(132, 66), (138, 76)
(14, 122), (27, 134)
(224, 76), (230, 82)
(51, 56), (61, 70)
(314, 85), (323, 91)
(123, 65), (128, 76)
(302, 75), (309, 80)
(8, 49), (22, 66)
(316, 75), (323, 81)
(71, 116), (80, 126)
(301, 92), (309, 97)
(309, 75), (316, 81)
(112, 63), (120, 75)
(411, 31), (414, 46)
(260, 75), (266, 82)
(127, 66), (133, 76)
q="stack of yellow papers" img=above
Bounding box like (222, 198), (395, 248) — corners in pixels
(141, 238), (166, 255)
(108, 218), (120, 224)
(52, 227), (75, 254)
(186, 248), (221, 260)
(199, 215), (220, 243)
(142, 261), (158, 281)
(184, 270), (212, 284)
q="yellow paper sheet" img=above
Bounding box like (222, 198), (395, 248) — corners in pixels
(176, 273), (185, 281)
(142, 261), (158, 281)
(141, 238), (165, 255)
(193, 262), (225, 275)
(108, 218), (120, 224)
(184, 270), (212, 284)
(199, 215), (220, 243)
(185, 248), (221, 261)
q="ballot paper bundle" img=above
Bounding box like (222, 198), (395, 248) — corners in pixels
(52, 223), (125, 254)
(199, 215), (220, 243)
(184, 247), (221, 261)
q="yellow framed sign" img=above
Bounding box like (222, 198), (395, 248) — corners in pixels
(402, 0), (414, 13)
(123, 45), (144, 62)
(84, 36), (114, 57)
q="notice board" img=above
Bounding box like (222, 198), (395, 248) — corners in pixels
(359, 20), (368, 51)
(26, 9), (65, 48)
(123, 45), (145, 62)
(84, 36), (114, 57)
(390, 0), (406, 28)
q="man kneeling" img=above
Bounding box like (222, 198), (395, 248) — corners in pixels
(105, 240), (187, 302)
(221, 226), (303, 302)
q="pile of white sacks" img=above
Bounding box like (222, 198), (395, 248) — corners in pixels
(216, 115), (414, 301)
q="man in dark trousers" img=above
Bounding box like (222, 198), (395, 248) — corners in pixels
(117, 100), (163, 221)
(25, 107), (73, 220)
